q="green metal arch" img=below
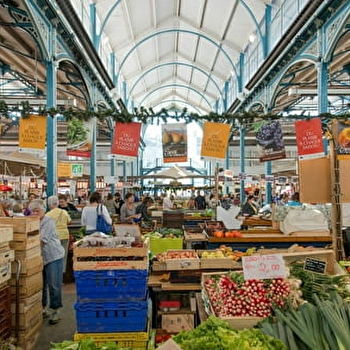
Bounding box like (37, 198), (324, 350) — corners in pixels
(138, 84), (212, 109)
(127, 62), (222, 108)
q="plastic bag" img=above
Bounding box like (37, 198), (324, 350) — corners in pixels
(96, 205), (112, 234)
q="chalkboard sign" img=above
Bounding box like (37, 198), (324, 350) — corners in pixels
(304, 257), (327, 274)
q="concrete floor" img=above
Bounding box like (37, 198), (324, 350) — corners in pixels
(35, 283), (77, 350)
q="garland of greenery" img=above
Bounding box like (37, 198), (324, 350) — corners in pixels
(0, 100), (349, 126)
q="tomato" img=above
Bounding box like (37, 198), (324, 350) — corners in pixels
(214, 230), (224, 238)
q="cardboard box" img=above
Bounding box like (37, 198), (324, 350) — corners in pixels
(161, 313), (194, 333)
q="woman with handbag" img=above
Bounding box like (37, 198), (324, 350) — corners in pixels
(81, 191), (112, 235)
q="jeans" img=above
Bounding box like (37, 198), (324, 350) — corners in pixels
(42, 258), (63, 310)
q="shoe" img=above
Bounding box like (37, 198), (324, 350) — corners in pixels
(49, 310), (61, 325)
(42, 308), (50, 318)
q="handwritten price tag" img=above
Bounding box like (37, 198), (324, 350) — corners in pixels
(242, 254), (287, 280)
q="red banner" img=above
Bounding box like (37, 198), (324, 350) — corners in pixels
(111, 122), (141, 158)
(295, 118), (324, 160)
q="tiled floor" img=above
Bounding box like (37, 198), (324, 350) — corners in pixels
(35, 283), (77, 350)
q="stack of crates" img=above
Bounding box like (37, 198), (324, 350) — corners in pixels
(0, 217), (43, 350)
(0, 225), (14, 341)
(73, 237), (150, 349)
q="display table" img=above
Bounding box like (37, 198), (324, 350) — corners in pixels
(148, 274), (201, 291)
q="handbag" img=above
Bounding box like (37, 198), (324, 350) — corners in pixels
(96, 205), (112, 234)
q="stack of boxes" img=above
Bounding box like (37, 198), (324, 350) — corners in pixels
(0, 225), (14, 341)
(73, 237), (150, 349)
(0, 217), (43, 350)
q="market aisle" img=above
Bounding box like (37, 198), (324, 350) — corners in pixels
(35, 283), (76, 349)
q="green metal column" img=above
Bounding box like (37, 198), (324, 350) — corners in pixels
(46, 27), (57, 197)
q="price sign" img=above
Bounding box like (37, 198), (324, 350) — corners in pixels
(71, 164), (83, 177)
(242, 254), (287, 280)
(304, 257), (327, 274)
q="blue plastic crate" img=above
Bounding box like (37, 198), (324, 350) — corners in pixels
(74, 299), (148, 333)
(74, 269), (148, 301)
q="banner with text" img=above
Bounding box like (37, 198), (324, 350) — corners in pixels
(162, 123), (188, 163)
(337, 121), (350, 160)
(111, 122), (141, 159)
(200, 122), (230, 160)
(295, 118), (324, 160)
(66, 117), (93, 158)
(19, 115), (46, 150)
(255, 120), (286, 162)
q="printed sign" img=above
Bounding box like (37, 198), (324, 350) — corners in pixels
(67, 118), (93, 158)
(242, 254), (287, 280)
(19, 115), (46, 150)
(201, 122), (230, 160)
(337, 121), (350, 160)
(111, 122), (141, 159)
(57, 163), (72, 177)
(71, 164), (83, 177)
(295, 118), (324, 160)
(255, 120), (286, 162)
(162, 123), (188, 163)
(304, 257), (327, 274)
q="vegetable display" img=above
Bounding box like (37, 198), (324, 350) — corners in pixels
(204, 272), (291, 318)
(172, 315), (286, 350)
(143, 228), (183, 238)
(50, 339), (120, 349)
(259, 291), (350, 350)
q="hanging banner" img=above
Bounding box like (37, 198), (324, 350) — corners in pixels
(162, 123), (188, 163)
(66, 117), (93, 158)
(111, 122), (141, 159)
(200, 122), (230, 160)
(57, 163), (72, 177)
(337, 121), (350, 160)
(295, 118), (324, 160)
(19, 115), (46, 150)
(255, 120), (286, 162)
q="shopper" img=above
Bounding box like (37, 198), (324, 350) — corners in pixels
(162, 193), (175, 210)
(114, 192), (125, 216)
(104, 193), (116, 216)
(29, 199), (64, 325)
(0, 199), (12, 217)
(81, 191), (112, 234)
(58, 194), (78, 212)
(241, 194), (259, 216)
(120, 192), (141, 223)
(136, 196), (154, 222)
(12, 203), (24, 216)
(46, 195), (71, 274)
(194, 190), (206, 210)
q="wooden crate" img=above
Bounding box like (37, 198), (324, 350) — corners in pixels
(10, 272), (43, 298)
(14, 245), (41, 260)
(0, 261), (11, 285)
(16, 316), (42, 350)
(259, 248), (342, 275)
(11, 290), (42, 313)
(201, 272), (264, 329)
(12, 299), (42, 329)
(165, 250), (200, 270)
(0, 249), (14, 264)
(10, 231), (40, 251)
(0, 217), (40, 233)
(73, 237), (149, 257)
(73, 256), (149, 271)
(0, 226), (13, 246)
(198, 250), (242, 269)
(12, 256), (43, 276)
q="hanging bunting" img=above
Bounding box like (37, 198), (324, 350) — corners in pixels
(66, 117), (93, 158)
(111, 122), (141, 160)
(255, 120), (286, 162)
(162, 123), (188, 163)
(19, 115), (46, 151)
(200, 121), (230, 160)
(295, 117), (324, 160)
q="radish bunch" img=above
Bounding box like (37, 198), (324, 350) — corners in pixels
(204, 272), (291, 318)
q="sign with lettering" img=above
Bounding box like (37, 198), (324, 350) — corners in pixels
(111, 122), (141, 159)
(295, 118), (324, 160)
(72, 164), (83, 177)
(242, 254), (287, 280)
(201, 122), (230, 160)
(304, 257), (327, 274)
(19, 115), (46, 150)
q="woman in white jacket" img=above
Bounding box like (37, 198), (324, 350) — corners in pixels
(81, 191), (112, 235)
